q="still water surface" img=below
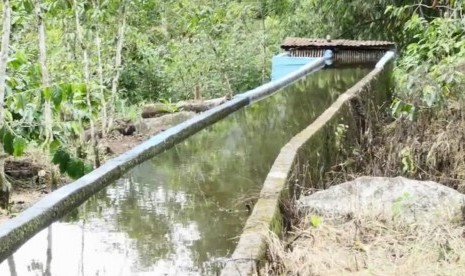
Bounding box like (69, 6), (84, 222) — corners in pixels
(0, 67), (371, 276)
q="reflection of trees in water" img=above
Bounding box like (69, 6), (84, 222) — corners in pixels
(45, 226), (52, 276)
(19, 226), (52, 276)
(7, 256), (17, 276)
(79, 222), (84, 276)
(61, 67), (371, 274)
(114, 178), (172, 267)
(146, 68), (371, 191)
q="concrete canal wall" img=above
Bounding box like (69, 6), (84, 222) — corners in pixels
(221, 51), (395, 276)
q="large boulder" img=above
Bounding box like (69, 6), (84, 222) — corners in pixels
(298, 176), (465, 223)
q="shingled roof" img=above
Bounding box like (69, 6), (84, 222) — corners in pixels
(281, 37), (395, 50)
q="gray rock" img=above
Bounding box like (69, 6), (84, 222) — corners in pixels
(298, 176), (465, 223)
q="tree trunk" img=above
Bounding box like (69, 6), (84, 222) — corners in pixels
(74, 0), (100, 168)
(260, 0), (267, 83)
(91, 0), (107, 138)
(107, 1), (127, 133)
(95, 27), (107, 138)
(0, 0), (12, 209)
(36, 0), (53, 145)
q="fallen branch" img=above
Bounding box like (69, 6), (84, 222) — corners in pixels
(141, 96), (229, 118)
(179, 96), (228, 113)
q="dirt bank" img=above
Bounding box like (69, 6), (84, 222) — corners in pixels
(102, 111), (196, 156)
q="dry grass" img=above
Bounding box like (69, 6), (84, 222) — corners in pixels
(322, 97), (465, 193)
(262, 211), (465, 276)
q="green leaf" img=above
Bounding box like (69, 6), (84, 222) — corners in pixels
(15, 51), (27, 64)
(310, 215), (322, 228)
(422, 85), (437, 107)
(52, 85), (63, 108)
(62, 83), (74, 102)
(15, 94), (25, 111)
(8, 59), (22, 70)
(43, 87), (52, 101)
(3, 110), (13, 122)
(76, 83), (87, 95)
(2, 131), (14, 155)
(71, 122), (82, 136)
(84, 163), (93, 174)
(0, 126), (6, 139)
(52, 148), (71, 173)
(66, 159), (85, 179)
(49, 139), (61, 153)
(384, 5), (393, 15)
(23, 0), (34, 13)
(13, 137), (27, 157)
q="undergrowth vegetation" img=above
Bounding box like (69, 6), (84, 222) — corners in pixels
(328, 2), (465, 191)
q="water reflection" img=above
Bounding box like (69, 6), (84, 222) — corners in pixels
(7, 256), (17, 276)
(0, 67), (371, 275)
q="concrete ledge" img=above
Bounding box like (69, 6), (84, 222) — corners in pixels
(0, 58), (326, 262)
(221, 51), (396, 276)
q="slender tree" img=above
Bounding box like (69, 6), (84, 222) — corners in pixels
(0, 0), (12, 209)
(35, 0), (53, 146)
(93, 0), (107, 137)
(261, 0), (267, 83)
(107, 0), (127, 133)
(74, 0), (100, 168)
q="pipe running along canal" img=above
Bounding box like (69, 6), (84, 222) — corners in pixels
(0, 64), (373, 275)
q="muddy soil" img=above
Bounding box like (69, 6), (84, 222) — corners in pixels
(0, 159), (54, 224)
(0, 185), (47, 225)
(102, 111), (196, 155)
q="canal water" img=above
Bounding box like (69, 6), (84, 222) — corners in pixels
(0, 66), (371, 276)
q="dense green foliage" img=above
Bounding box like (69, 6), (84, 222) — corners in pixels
(391, 6), (465, 118)
(0, 0), (463, 205)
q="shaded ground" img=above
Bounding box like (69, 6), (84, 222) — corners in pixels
(0, 187), (45, 225)
(0, 159), (54, 224)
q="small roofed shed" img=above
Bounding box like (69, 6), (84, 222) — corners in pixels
(281, 37), (396, 64)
